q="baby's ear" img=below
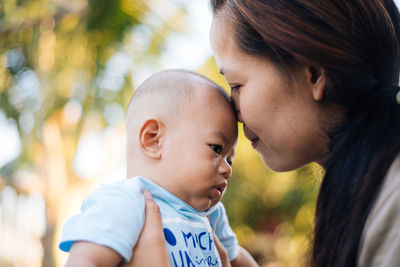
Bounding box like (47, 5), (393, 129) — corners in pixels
(139, 118), (165, 159)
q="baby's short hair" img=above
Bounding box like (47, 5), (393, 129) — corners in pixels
(126, 69), (232, 125)
(128, 69), (229, 110)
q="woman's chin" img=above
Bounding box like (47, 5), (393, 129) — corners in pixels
(260, 154), (305, 172)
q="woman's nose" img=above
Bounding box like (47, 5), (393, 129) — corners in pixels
(231, 91), (243, 122)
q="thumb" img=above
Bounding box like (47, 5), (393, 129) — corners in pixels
(141, 190), (164, 236)
(122, 190), (170, 267)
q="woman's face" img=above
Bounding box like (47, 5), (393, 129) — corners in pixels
(210, 14), (332, 172)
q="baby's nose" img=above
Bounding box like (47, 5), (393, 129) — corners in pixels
(219, 158), (232, 179)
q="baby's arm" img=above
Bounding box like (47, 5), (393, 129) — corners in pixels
(230, 247), (259, 267)
(213, 233), (258, 267)
(209, 203), (259, 267)
(64, 241), (122, 267)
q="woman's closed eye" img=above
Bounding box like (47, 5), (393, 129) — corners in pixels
(210, 144), (223, 154)
(230, 85), (241, 93)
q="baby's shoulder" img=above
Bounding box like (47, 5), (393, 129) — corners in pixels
(207, 202), (227, 220)
(85, 177), (146, 208)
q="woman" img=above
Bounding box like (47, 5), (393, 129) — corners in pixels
(128, 0), (400, 266)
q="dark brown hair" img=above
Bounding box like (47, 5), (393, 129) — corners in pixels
(210, 0), (400, 266)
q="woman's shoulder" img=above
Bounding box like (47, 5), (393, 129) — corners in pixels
(366, 154), (400, 222)
(386, 154), (400, 182)
(374, 154), (400, 210)
(357, 154), (400, 267)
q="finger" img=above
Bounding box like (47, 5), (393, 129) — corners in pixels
(121, 190), (170, 267)
(212, 232), (231, 267)
(141, 190), (165, 242)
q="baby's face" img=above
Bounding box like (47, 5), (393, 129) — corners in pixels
(161, 87), (238, 211)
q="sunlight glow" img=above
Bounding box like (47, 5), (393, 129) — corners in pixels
(0, 112), (21, 168)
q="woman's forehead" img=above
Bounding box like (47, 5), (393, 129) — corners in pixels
(210, 21), (239, 70)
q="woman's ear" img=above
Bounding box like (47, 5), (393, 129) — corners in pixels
(139, 119), (165, 159)
(308, 66), (326, 101)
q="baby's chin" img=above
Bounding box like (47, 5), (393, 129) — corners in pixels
(209, 190), (226, 208)
(209, 198), (221, 209)
(193, 192), (226, 211)
(193, 200), (219, 212)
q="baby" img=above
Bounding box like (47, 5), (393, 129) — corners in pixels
(59, 70), (257, 266)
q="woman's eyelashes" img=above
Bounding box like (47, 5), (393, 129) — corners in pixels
(230, 85), (241, 93)
(209, 144), (223, 154)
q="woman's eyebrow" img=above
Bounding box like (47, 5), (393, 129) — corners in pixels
(219, 67), (240, 78)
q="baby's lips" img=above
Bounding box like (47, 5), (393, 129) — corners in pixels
(216, 182), (227, 193)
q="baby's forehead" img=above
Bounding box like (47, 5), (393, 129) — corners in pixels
(195, 93), (238, 140)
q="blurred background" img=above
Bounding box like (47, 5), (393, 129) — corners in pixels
(3, 0), (393, 266)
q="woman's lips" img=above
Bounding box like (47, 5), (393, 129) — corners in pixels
(243, 125), (259, 148)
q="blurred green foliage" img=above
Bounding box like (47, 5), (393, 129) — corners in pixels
(0, 0), (322, 266)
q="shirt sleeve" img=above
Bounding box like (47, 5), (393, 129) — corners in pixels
(208, 202), (239, 261)
(357, 177), (400, 266)
(58, 182), (145, 262)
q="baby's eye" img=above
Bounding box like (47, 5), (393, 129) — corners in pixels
(210, 144), (223, 154)
(226, 158), (233, 166)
